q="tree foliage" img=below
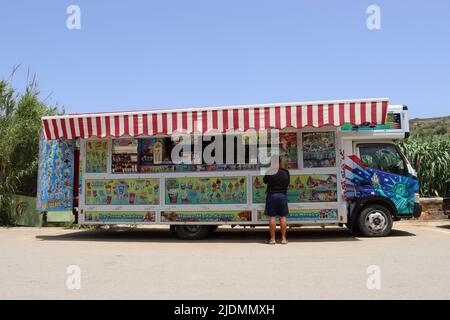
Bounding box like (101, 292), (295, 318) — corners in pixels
(0, 78), (60, 225)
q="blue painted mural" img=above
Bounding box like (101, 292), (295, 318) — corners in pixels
(344, 155), (418, 215)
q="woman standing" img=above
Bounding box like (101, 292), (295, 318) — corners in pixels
(263, 159), (290, 245)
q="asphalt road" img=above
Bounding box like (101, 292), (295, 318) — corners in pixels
(1, 220), (450, 299)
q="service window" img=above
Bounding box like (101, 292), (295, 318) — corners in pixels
(112, 139), (138, 173)
(192, 133), (258, 171)
(138, 137), (176, 173)
(110, 132), (300, 173)
(358, 143), (407, 176)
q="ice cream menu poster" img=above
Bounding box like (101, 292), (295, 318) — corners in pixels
(36, 135), (75, 211)
(252, 174), (337, 203)
(302, 132), (336, 168)
(85, 178), (160, 205)
(85, 140), (108, 173)
(279, 132), (298, 169)
(165, 176), (247, 205)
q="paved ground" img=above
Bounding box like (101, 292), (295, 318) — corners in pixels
(1, 220), (450, 299)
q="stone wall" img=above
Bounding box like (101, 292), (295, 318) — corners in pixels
(419, 197), (447, 220)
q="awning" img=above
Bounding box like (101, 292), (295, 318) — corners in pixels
(42, 98), (389, 140)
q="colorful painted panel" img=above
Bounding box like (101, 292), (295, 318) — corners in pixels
(279, 132), (298, 169)
(341, 113), (402, 131)
(85, 178), (160, 205)
(85, 139), (108, 173)
(161, 210), (251, 222)
(84, 211), (156, 223)
(165, 176), (247, 205)
(344, 155), (419, 215)
(252, 174), (337, 203)
(257, 209), (338, 221)
(302, 132), (336, 168)
(36, 135), (74, 211)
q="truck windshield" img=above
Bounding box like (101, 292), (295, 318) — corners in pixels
(359, 144), (406, 176)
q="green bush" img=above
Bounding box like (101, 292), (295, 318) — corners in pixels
(399, 136), (450, 197)
(0, 77), (60, 226)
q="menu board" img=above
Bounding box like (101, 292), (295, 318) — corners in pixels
(161, 210), (252, 222)
(252, 174), (337, 203)
(257, 209), (338, 222)
(85, 178), (160, 205)
(36, 136), (74, 211)
(165, 176), (247, 205)
(302, 132), (336, 168)
(85, 139), (108, 173)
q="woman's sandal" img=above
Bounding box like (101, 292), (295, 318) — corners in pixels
(266, 239), (276, 245)
(281, 240), (288, 245)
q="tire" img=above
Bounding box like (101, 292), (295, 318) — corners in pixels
(209, 225), (219, 233)
(346, 221), (360, 236)
(357, 204), (393, 237)
(172, 225), (212, 240)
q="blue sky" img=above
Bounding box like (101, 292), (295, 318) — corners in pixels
(1, 0), (449, 119)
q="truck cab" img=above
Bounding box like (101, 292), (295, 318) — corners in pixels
(342, 105), (421, 236)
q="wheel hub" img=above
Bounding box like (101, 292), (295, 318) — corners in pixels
(365, 211), (387, 232)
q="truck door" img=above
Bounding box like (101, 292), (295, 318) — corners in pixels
(352, 142), (419, 217)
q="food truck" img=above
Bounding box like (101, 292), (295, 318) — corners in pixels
(37, 98), (421, 239)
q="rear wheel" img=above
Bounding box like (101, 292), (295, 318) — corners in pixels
(357, 204), (393, 237)
(209, 225), (219, 233)
(172, 225), (212, 240)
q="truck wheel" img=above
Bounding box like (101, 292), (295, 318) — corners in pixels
(357, 204), (393, 237)
(209, 225), (219, 233)
(346, 221), (360, 236)
(172, 225), (212, 240)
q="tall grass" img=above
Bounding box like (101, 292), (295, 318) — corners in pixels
(0, 76), (59, 226)
(399, 136), (450, 197)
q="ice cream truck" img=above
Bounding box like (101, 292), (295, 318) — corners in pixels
(37, 98), (421, 239)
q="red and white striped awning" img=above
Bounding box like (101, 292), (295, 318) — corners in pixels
(42, 98), (389, 140)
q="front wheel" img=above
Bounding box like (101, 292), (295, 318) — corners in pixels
(357, 205), (393, 237)
(346, 222), (360, 236)
(172, 225), (212, 240)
